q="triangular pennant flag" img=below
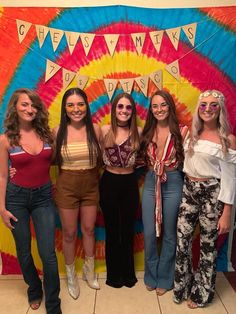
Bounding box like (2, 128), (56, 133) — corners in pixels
(135, 76), (149, 97)
(165, 27), (181, 50)
(16, 19), (32, 43)
(182, 23), (197, 46)
(166, 60), (180, 81)
(131, 33), (146, 55)
(149, 30), (164, 54)
(35, 25), (49, 48)
(119, 78), (134, 94)
(104, 79), (118, 100)
(45, 59), (61, 82)
(65, 31), (80, 54)
(76, 75), (89, 90)
(104, 34), (119, 56)
(62, 69), (76, 89)
(49, 28), (64, 52)
(80, 33), (95, 56)
(149, 70), (163, 90)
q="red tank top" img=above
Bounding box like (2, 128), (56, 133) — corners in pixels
(8, 143), (52, 188)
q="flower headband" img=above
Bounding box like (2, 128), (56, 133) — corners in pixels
(199, 90), (225, 101)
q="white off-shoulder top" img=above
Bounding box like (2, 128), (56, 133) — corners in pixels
(183, 139), (236, 205)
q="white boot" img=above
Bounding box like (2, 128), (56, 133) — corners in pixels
(65, 262), (80, 299)
(82, 256), (100, 290)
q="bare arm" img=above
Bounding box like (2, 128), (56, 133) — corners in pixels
(0, 135), (18, 229)
(217, 133), (236, 234)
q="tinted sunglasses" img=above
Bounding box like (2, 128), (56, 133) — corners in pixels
(117, 103), (132, 111)
(199, 102), (220, 112)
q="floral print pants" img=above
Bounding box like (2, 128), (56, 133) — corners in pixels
(173, 176), (223, 307)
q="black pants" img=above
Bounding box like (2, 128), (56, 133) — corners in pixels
(100, 170), (139, 287)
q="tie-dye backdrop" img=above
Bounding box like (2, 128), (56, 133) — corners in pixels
(0, 6), (235, 274)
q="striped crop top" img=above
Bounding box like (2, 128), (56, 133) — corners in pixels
(8, 143), (52, 188)
(61, 142), (97, 170)
(103, 136), (137, 168)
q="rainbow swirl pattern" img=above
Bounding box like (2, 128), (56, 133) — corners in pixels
(0, 6), (235, 274)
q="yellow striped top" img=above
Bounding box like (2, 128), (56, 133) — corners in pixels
(61, 142), (96, 170)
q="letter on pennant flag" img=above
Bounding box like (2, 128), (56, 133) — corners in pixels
(45, 59), (61, 82)
(149, 30), (164, 54)
(35, 25), (49, 48)
(63, 69), (76, 89)
(16, 19), (32, 43)
(182, 23), (197, 46)
(104, 79), (118, 100)
(149, 70), (163, 90)
(76, 75), (89, 90)
(49, 28), (64, 52)
(131, 33), (146, 55)
(165, 60), (180, 81)
(165, 27), (181, 50)
(65, 31), (80, 54)
(104, 34), (119, 56)
(119, 78), (134, 94)
(135, 76), (149, 97)
(80, 33), (95, 56)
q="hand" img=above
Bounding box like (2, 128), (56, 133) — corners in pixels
(217, 213), (230, 235)
(9, 166), (17, 179)
(0, 210), (18, 229)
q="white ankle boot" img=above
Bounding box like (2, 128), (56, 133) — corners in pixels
(65, 262), (80, 299)
(82, 256), (100, 290)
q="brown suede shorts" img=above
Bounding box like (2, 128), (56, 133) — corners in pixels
(54, 167), (99, 209)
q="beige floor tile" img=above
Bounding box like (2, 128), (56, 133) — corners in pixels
(59, 278), (96, 314)
(95, 278), (160, 314)
(215, 273), (236, 314)
(158, 290), (228, 314)
(0, 279), (29, 314)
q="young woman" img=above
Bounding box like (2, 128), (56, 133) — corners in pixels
(140, 90), (189, 296)
(99, 92), (141, 288)
(173, 90), (236, 309)
(0, 88), (61, 313)
(54, 87), (102, 299)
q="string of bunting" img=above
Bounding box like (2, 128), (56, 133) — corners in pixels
(13, 17), (220, 99)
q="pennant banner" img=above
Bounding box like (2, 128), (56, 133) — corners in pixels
(104, 79), (118, 100)
(65, 31), (80, 54)
(35, 25), (49, 48)
(16, 19), (32, 43)
(45, 59), (61, 82)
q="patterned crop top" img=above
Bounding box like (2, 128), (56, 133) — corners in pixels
(8, 143), (52, 188)
(103, 136), (137, 168)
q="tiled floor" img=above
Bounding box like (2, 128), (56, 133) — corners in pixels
(0, 271), (235, 314)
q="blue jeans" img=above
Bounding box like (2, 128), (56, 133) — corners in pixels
(142, 170), (184, 290)
(6, 182), (61, 314)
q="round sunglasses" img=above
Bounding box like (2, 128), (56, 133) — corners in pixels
(117, 103), (133, 111)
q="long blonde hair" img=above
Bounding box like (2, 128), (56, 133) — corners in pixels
(189, 90), (230, 154)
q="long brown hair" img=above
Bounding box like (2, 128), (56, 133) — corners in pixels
(55, 87), (102, 170)
(140, 90), (184, 164)
(104, 93), (140, 150)
(4, 88), (53, 146)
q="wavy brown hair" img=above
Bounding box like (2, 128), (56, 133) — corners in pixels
(4, 88), (53, 146)
(140, 90), (184, 164)
(104, 93), (140, 150)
